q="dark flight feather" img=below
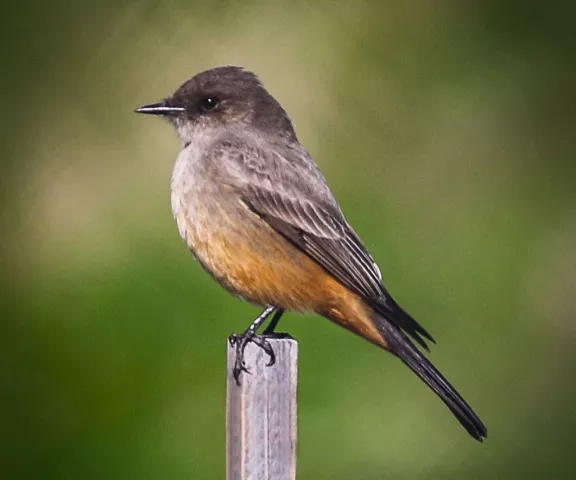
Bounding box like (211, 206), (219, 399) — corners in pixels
(219, 137), (436, 350)
(244, 190), (435, 350)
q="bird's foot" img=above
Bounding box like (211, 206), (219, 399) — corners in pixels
(229, 331), (276, 385)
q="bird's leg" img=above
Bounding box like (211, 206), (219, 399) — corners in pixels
(263, 308), (285, 335)
(230, 306), (279, 385)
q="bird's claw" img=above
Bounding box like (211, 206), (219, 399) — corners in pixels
(229, 331), (276, 385)
(232, 358), (250, 386)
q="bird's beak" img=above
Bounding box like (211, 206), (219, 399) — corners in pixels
(135, 100), (185, 116)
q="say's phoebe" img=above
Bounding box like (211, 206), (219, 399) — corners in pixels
(136, 66), (487, 441)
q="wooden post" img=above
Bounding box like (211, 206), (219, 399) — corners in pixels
(226, 335), (298, 480)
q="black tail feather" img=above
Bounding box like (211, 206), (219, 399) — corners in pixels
(375, 314), (488, 441)
(370, 293), (436, 352)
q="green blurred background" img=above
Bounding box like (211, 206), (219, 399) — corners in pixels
(2, 1), (575, 478)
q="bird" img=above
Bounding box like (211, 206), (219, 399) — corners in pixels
(135, 65), (487, 441)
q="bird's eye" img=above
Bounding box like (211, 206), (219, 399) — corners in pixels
(200, 96), (220, 112)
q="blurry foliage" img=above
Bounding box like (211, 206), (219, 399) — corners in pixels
(1, 1), (575, 479)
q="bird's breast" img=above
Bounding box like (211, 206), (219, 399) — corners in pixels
(171, 165), (313, 309)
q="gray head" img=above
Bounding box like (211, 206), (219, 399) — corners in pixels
(136, 66), (297, 145)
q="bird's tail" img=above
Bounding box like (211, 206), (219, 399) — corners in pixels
(374, 313), (488, 441)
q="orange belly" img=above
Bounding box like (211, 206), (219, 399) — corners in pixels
(176, 206), (388, 349)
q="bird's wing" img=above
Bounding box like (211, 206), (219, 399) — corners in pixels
(244, 182), (384, 300)
(217, 136), (434, 348)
